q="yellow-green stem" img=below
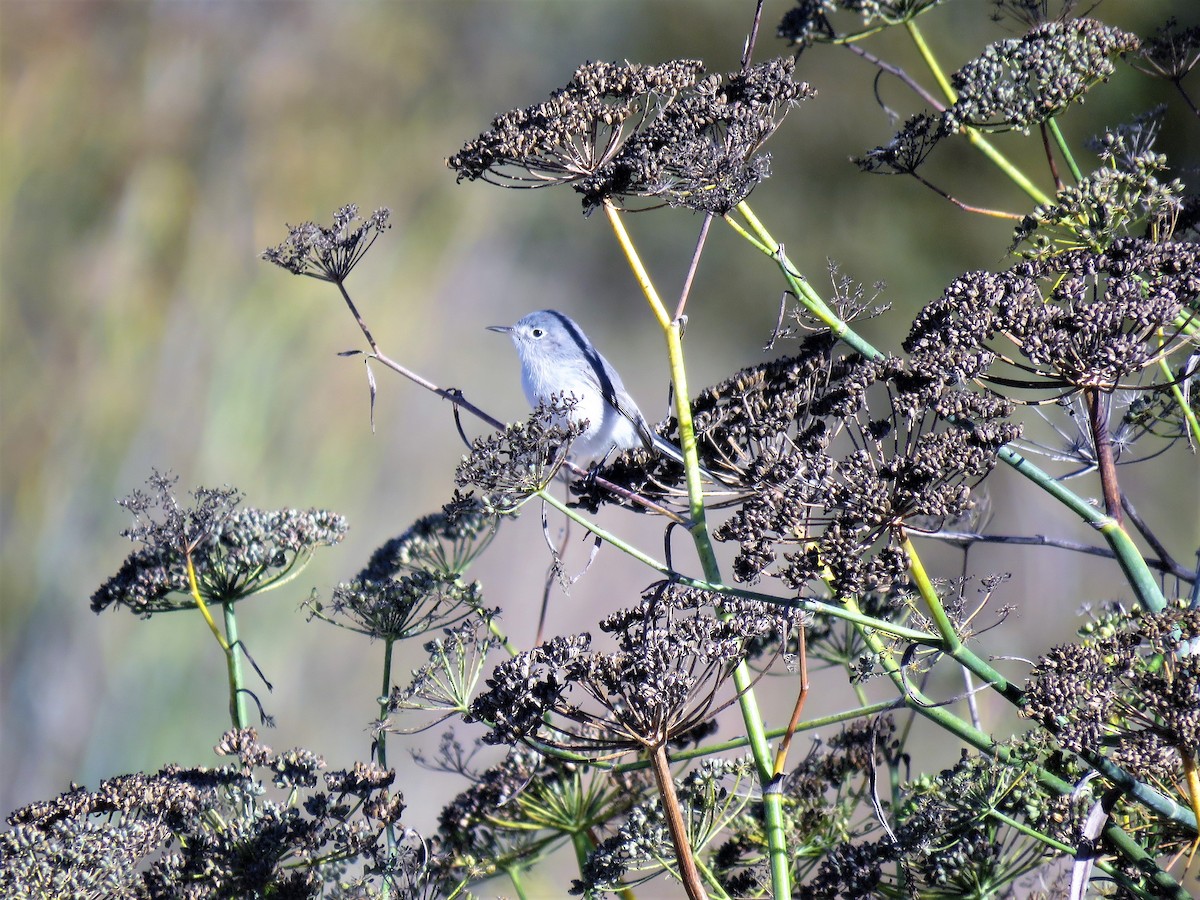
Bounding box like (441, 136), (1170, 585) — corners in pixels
(904, 20), (1051, 206)
(1157, 333), (1200, 445)
(602, 200), (791, 898)
(221, 601), (249, 730)
(1046, 119), (1083, 183)
(902, 534), (961, 652)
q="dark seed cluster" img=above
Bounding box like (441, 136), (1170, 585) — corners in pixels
(906, 238), (1200, 395)
(356, 497), (497, 582)
(1013, 123), (1184, 259)
(469, 583), (782, 753)
(576, 757), (754, 895)
(1132, 16), (1200, 84)
(714, 718), (897, 893)
(778, 1), (947, 50)
(0, 729), (405, 900)
(855, 113), (949, 176)
(1022, 606), (1200, 784)
(455, 399), (584, 511)
(943, 18), (1140, 134)
(448, 58), (810, 213)
(437, 742), (647, 885)
(323, 569), (485, 643)
(677, 339), (1017, 595)
(796, 734), (1079, 897)
(92, 473), (347, 617)
(262, 204), (391, 284)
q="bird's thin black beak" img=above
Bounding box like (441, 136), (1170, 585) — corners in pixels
(486, 325), (512, 333)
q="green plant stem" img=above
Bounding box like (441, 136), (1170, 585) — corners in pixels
(532, 488), (935, 645)
(504, 864), (531, 900)
(903, 20), (1051, 206)
(601, 202), (711, 539)
(1157, 335), (1200, 445)
(985, 808), (1146, 894)
(1046, 119), (1083, 183)
(378, 637), (396, 900)
(996, 446), (1165, 613)
(221, 601), (249, 729)
(731, 202), (878, 359)
(602, 200), (790, 899)
(903, 535), (1021, 703)
(570, 831), (596, 899)
(903, 534), (960, 652)
(695, 854), (733, 900)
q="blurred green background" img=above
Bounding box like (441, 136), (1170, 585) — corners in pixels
(3, 0), (1197, 892)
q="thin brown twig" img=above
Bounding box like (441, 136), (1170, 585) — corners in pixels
(921, 529), (1193, 581)
(649, 743), (708, 900)
(1085, 387), (1124, 525)
(674, 213), (713, 322)
(771, 624), (809, 776)
(740, 0), (766, 71)
(843, 41), (945, 111)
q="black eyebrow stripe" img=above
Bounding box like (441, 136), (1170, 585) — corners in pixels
(547, 310), (620, 405)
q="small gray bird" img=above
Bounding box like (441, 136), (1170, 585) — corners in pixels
(488, 309), (688, 465)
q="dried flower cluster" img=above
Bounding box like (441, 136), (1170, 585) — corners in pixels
(678, 339), (1016, 595)
(778, 1), (947, 49)
(470, 583), (786, 753)
(92, 473), (347, 616)
(0, 729), (406, 899)
(1022, 606), (1200, 786)
(357, 497), (497, 581)
(434, 740), (647, 885)
(262, 204), (392, 284)
(1132, 16), (1200, 85)
(389, 618), (501, 725)
(312, 502), (498, 642)
(943, 19), (1140, 133)
(803, 739), (1080, 897)
(455, 399), (583, 511)
(1013, 119), (1185, 258)
(906, 238), (1200, 396)
(578, 757), (755, 894)
(449, 58), (810, 213)
(858, 17), (1144, 177)
(854, 112), (948, 176)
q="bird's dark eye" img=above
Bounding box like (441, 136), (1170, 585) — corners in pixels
(531, 328), (544, 338)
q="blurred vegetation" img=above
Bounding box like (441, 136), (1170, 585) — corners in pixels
(1, 3), (1196, 892)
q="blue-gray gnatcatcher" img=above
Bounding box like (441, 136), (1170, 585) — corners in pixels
(488, 309), (690, 466)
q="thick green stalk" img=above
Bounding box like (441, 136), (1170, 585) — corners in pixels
(1046, 119), (1083, 183)
(904, 536), (1021, 702)
(996, 446), (1166, 613)
(221, 601), (249, 729)
(377, 638), (396, 899)
(570, 831), (597, 900)
(504, 866), (531, 900)
(602, 201), (791, 898)
(1157, 335), (1200, 445)
(732, 203), (879, 360)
